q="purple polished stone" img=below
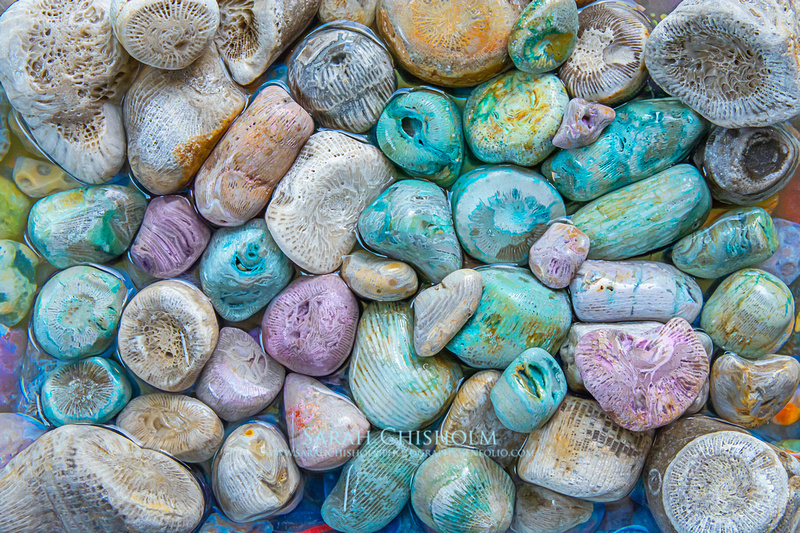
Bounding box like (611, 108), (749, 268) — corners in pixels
(574, 318), (709, 431)
(552, 98), (616, 150)
(0, 413), (47, 468)
(130, 195), (211, 279)
(528, 222), (590, 289)
(195, 327), (286, 422)
(263, 274), (359, 376)
(0, 325), (27, 412)
(757, 218), (800, 287)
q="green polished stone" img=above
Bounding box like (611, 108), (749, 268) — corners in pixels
(0, 240), (39, 327)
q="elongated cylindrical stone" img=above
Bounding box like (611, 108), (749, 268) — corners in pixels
(571, 165), (712, 260)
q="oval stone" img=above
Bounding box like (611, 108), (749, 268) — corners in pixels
(508, 0), (578, 74)
(27, 185), (146, 268)
(359, 180), (461, 283)
(464, 71), (569, 166)
(542, 99), (709, 201)
(447, 266), (572, 369)
(451, 165), (566, 265)
(671, 207), (779, 279)
(340, 251), (418, 302)
(0, 240), (38, 328)
(349, 301), (462, 431)
(569, 260), (703, 323)
(199, 219), (293, 322)
(571, 164), (712, 260)
(701, 269), (795, 359)
(32, 265), (126, 360)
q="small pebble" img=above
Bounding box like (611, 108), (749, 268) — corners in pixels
(529, 222), (590, 289)
(340, 251), (419, 302)
(12, 157), (79, 198)
(551, 98), (616, 150)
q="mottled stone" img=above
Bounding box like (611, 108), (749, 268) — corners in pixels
(559, 2), (650, 105)
(518, 395), (654, 502)
(195, 327), (285, 422)
(359, 180), (461, 283)
(376, 88), (464, 187)
(319, 0), (378, 24)
(447, 266), (572, 368)
(569, 260), (703, 323)
(340, 251), (418, 301)
(27, 185), (146, 268)
(571, 164), (711, 260)
(451, 165), (566, 265)
(529, 222), (589, 289)
(0, 240), (38, 328)
(672, 207), (778, 279)
(411, 447), (515, 533)
(551, 98), (616, 150)
(436, 370), (527, 468)
(287, 22), (396, 133)
(491, 348), (567, 433)
(349, 301), (462, 431)
(263, 274), (359, 377)
(710, 352), (800, 429)
(12, 157), (80, 198)
(758, 218), (800, 286)
(194, 85), (314, 227)
(321, 431), (426, 533)
(376, 0), (527, 87)
(508, 0), (578, 74)
(32, 265), (126, 361)
(284, 373), (370, 471)
(414, 269), (482, 357)
(464, 71), (569, 166)
(41, 356), (132, 426)
(0, 178), (31, 241)
(199, 219), (293, 322)
(575, 318), (709, 431)
(0, 413), (46, 469)
(0, 325), (27, 411)
(701, 268), (795, 359)
(513, 484), (594, 533)
(543, 99), (709, 202)
(130, 195), (211, 279)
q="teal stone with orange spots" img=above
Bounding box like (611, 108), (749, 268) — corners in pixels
(508, 0), (579, 74)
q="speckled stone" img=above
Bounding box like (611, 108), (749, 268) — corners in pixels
(376, 88), (464, 188)
(447, 266), (572, 369)
(263, 274), (359, 377)
(340, 251), (419, 301)
(0, 178), (31, 241)
(701, 268), (795, 359)
(199, 219), (294, 322)
(543, 99), (709, 202)
(27, 185), (146, 268)
(0, 413), (46, 468)
(508, 0), (578, 74)
(571, 164), (712, 260)
(32, 266), (126, 361)
(528, 222), (590, 289)
(464, 71), (569, 166)
(0, 241), (39, 328)
(451, 165), (566, 265)
(551, 98), (616, 150)
(491, 348), (567, 433)
(757, 218), (800, 286)
(359, 180), (462, 283)
(672, 207), (779, 279)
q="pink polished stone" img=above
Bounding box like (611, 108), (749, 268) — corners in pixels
(528, 222), (590, 289)
(552, 98), (616, 150)
(0, 413), (47, 468)
(283, 373), (370, 471)
(574, 318), (709, 431)
(263, 274), (359, 376)
(130, 195), (211, 278)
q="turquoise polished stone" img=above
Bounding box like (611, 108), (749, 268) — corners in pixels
(358, 180), (462, 283)
(671, 207), (779, 279)
(490, 348), (567, 433)
(32, 266), (127, 361)
(542, 98), (709, 202)
(447, 266), (572, 369)
(27, 185), (146, 268)
(321, 431), (426, 533)
(451, 165), (566, 265)
(41, 356), (132, 426)
(508, 0), (578, 74)
(199, 219), (294, 322)
(464, 71), (569, 166)
(0, 240), (39, 328)
(376, 88), (464, 188)
(571, 164), (711, 260)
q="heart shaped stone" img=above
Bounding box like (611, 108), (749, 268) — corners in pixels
(575, 317), (709, 431)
